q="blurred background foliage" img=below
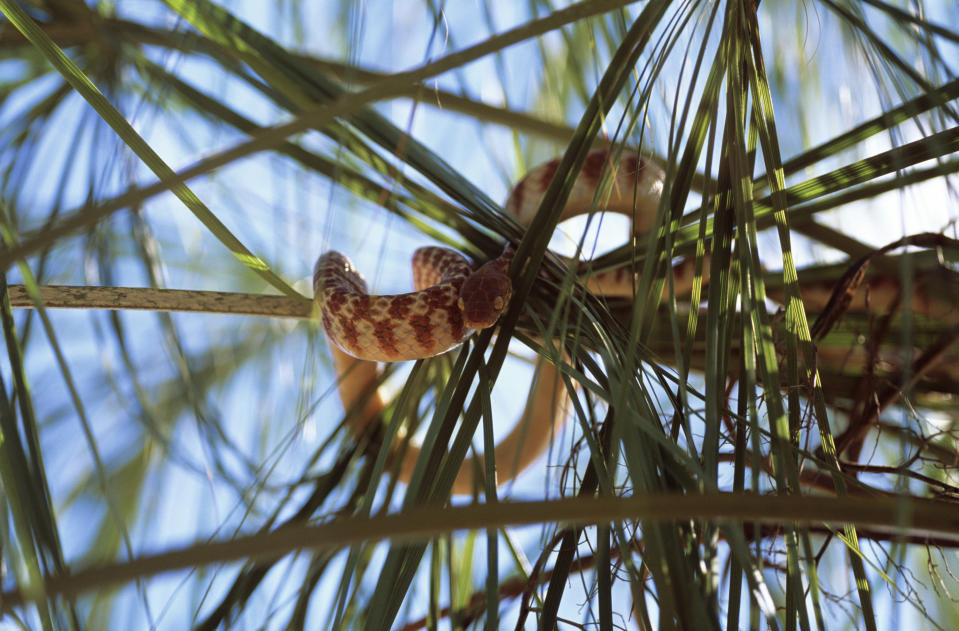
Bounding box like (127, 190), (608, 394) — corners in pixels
(1, 0), (958, 629)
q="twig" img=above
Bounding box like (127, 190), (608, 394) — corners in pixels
(6, 285), (312, 319)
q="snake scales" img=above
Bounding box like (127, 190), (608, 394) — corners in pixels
(314, 150), (702, 493)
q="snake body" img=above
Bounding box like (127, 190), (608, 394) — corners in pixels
(315, 150), (669, 492)
(316, 151), (666, 359)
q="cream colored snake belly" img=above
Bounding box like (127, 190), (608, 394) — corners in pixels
(315, 150), (686, 494)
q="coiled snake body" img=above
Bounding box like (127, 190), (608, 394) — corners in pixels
(315, 150), (686, 493)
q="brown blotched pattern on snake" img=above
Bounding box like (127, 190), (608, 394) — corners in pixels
(314, 150), (694, 363)
(315, 247), (474, 361)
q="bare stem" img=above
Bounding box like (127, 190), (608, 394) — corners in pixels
(6, 285), (313, 319)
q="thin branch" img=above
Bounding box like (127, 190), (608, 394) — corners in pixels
(6, 285), (312, 319)
(4, 492), (959, 610)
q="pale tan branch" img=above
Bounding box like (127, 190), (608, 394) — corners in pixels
(7, 285), (313, 319)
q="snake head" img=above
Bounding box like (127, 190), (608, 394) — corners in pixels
(457, 258), (513, 330)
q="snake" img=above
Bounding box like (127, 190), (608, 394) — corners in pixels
(314, 149), (697, 494)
